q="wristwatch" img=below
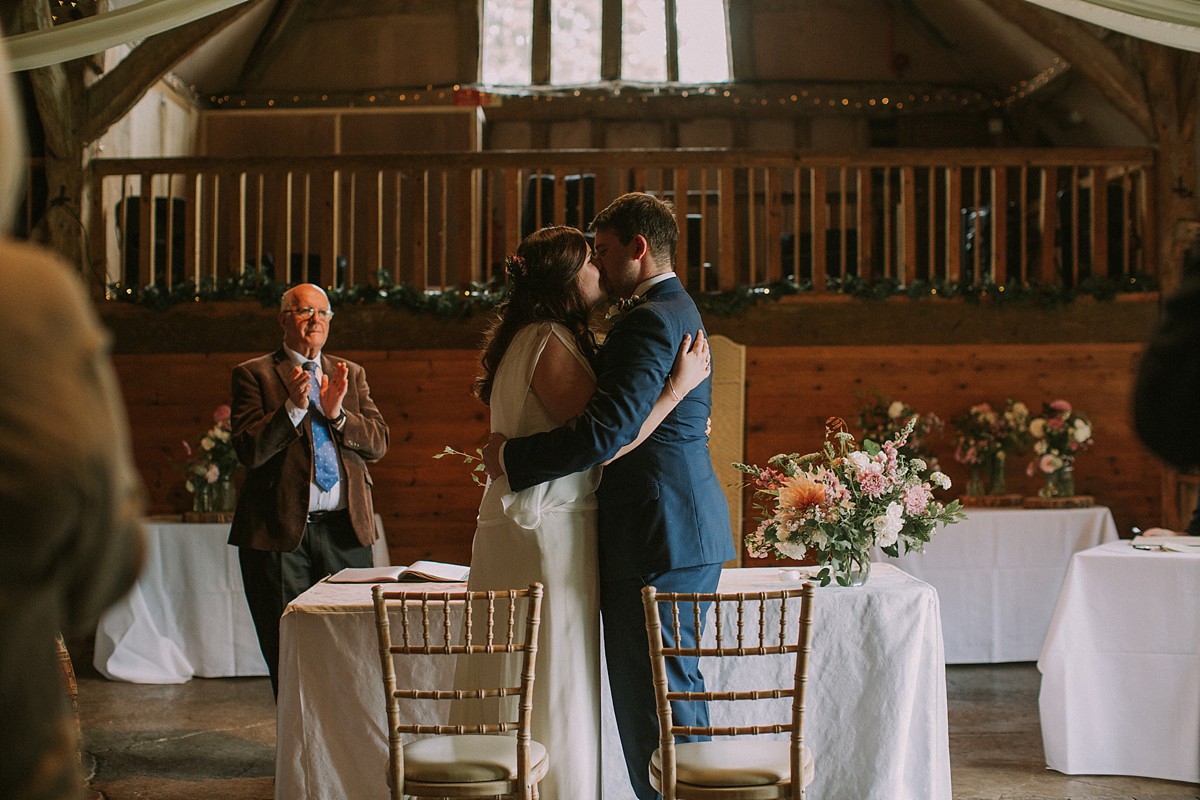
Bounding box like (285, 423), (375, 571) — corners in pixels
(330, 409), (347, 426)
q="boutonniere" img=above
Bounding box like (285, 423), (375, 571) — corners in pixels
(604, 294), (648, 324)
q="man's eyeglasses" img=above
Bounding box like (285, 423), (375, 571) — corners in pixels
(283, 307), (334, 321)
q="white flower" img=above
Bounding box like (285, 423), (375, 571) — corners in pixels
(929, 471), (951, 490)
(776, 540), (808, 559)
(806, 527), (829, 550)
(212, 427), (231, 443)
(1034, 440), (1047, 454)
(1073, 421), (1091, 443)
(1029, 418), (1046, 438)
(887, 401), (906, 419)
(1012, 402), (1029, 418)
(910, 457), (927, 474)
(846, 451), (871, 471)
(201, 436), (215, 451)
(872, 502), (905, 548)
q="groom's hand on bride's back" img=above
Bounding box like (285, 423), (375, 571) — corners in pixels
(482, 432), (507, 478)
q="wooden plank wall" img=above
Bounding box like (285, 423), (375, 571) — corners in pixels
(112, 342), (1156, 568)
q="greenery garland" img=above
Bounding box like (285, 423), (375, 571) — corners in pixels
(107, 268), (1157, 318)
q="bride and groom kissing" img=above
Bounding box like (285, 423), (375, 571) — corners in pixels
(467, 192), (736, 800)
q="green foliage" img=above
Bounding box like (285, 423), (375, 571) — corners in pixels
(433, 446), (488, 486)
(108, 266), (1159, 317)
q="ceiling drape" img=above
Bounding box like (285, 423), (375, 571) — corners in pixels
(1024, 0), (1200, 51)
(1, 0), (249, 73)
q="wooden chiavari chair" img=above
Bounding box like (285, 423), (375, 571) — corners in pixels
(372, 582), (547, 800)
(641, 583), (816, 800)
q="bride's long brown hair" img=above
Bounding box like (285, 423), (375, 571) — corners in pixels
(474, 226), (599, 405)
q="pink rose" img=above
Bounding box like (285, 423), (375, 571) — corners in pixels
(1050, 399), (1071, 413)
(213, 404), (232, 423)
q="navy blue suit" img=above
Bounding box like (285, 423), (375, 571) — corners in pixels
(505, 276), (735, 799)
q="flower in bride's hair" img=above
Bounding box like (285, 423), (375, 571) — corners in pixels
(504, 254), (528, 282)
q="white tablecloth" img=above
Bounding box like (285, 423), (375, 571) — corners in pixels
(1038, 539), (1200, 784)
(275, 564), (950, 800)
(879, 506), (1118, 663)
(94, 516), (389, 683)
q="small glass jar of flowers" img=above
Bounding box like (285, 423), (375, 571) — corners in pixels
(180, 404), (242, 513)
(1025, 400), (1093, 498)
(857, 393), (943, 473)
(734, 417), (965, 586)
(952, 399), (1030, 498)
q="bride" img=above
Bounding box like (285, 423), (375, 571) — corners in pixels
(460, 225), (710, 800)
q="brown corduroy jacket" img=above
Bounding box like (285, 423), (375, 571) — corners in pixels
(228, 348), (388, 551)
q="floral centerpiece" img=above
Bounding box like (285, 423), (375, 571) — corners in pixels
(180, 405), (242, 512)
(857, 393), (943, 473)
(952, 399), (1030, 497)
(734, 417), (965, 586)
(1025, 400), (1093, 498)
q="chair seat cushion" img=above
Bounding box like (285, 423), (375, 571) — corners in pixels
(403, 734), (548, 783)
(653, 740), (814, 787)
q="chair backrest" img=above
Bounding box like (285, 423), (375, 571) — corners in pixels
(641, 583), (815, 798)
(372, 583), (544, 793)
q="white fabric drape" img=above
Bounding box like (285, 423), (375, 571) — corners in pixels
(1025, 0), (1200, 52)
(2, 0), (249, 73)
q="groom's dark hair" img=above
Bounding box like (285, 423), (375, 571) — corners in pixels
(590, 192), (677, 270)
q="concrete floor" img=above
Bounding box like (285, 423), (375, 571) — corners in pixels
(76, 662), (1198, 800)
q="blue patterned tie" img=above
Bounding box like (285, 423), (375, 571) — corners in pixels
(303, 361), (340, 491)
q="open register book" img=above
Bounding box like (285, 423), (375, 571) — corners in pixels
(327, 560), (470, 583)
(1131, 535), (1200, 553)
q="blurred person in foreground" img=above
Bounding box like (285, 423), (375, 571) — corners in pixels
(0, 38), (145, 800)
(1133, 232), (1200, 537)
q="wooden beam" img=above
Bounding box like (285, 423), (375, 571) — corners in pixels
(83, 2), (264, 143)
(456, 0), (481, 84)
(726, 0), (754, 81)
(980, 0), (1153, 138)
(239, 0), (310, 90)
(531, 0), (551, 85)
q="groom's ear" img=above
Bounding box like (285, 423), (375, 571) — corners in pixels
(630, 234), (650, 261)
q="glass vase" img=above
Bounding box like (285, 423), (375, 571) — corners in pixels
(213, 477), (238, 512)
(966, 465), (984, 497)
(988, 453), (1008, 496)
(825, 546), (872, 587)
(1038, 465), (1075, 499)
(1055, 466), (1075, 498)
(192, 483), (213, 513)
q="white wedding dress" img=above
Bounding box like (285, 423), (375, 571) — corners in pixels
(460, 321), (603, 800)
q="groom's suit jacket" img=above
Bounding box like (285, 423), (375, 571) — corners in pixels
(504, 276), (736, 578)
(228, 348), (388, 552)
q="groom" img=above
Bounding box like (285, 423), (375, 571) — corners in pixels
(484, 192), (735, 799)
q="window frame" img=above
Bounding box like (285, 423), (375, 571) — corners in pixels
(483, 0), (731, 87)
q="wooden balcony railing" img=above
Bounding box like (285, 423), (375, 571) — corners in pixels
(84, 147), (1156, 298)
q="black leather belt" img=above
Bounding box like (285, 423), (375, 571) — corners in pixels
(307, 509), (348, 524)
